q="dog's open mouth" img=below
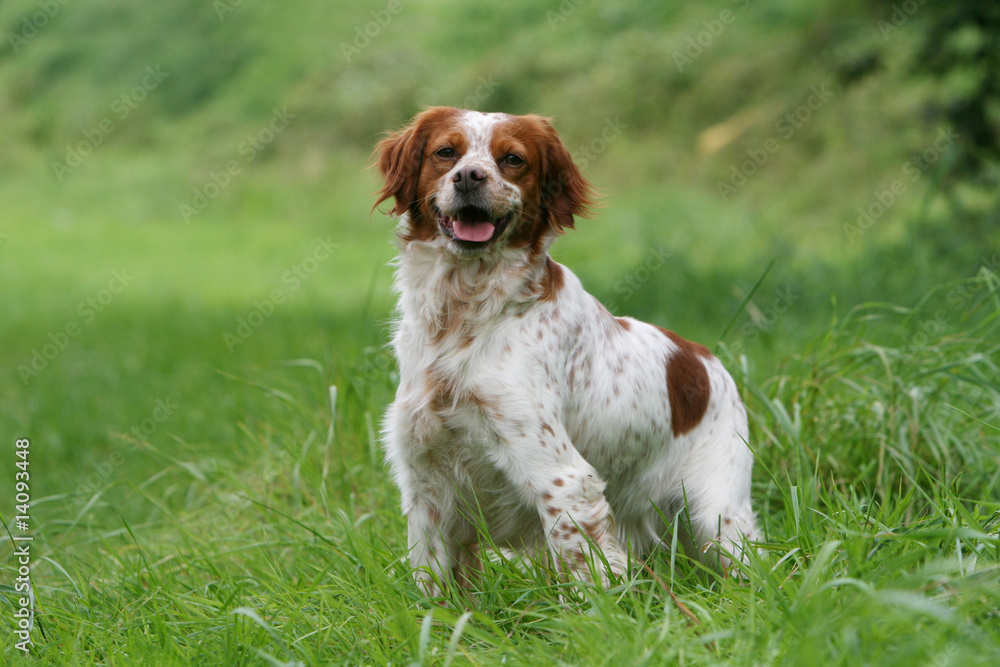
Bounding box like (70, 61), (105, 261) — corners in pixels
(437, 206), (513, 247)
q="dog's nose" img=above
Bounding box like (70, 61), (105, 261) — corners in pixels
(452, 166), (487, 192)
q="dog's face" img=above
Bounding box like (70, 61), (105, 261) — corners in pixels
(374, 107), (595, 258)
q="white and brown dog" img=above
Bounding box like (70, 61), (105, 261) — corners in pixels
(374, 107), (758, 594)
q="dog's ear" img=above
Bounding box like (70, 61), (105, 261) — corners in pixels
(536, 118), (598, 232)
(372, 125), (424, 215)
(372, 124), (422, 217)
(372, 107), (458, 217)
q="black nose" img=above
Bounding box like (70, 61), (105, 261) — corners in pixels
(452, 166), (487, 193)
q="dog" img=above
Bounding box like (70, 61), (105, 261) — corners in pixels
(374, 107), (758, 595)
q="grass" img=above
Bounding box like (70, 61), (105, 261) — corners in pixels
(2, 277), (998, 664)
(1, 0), (999, 663)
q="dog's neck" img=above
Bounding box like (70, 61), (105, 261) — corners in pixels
(392, 216), (555, 339)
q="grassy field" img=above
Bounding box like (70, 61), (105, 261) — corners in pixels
(2, 0), (999, 664)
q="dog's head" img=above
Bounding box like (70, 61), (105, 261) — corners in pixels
(374, 107), (596, 258)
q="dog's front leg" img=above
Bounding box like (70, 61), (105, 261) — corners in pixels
(494, 421), (627, 588)
(384, 399), (460, 598)
(538, 463), (627, 588)
(406, 501), (455, 598)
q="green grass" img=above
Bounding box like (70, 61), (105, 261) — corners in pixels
(2, 273), (998, 664)
(2, 0), (999, 663)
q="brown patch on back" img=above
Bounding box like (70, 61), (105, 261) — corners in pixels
(658, 327), (712, 359)
(656, 326), (712, 438)
(616, 317), (632, 331)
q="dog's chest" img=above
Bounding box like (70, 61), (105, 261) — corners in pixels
(403, 339), (543, 541)
(399, 314), (536, 428)
(397, 312), (539, 433)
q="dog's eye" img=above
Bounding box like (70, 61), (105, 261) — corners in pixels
(502, 154), (525, 167)
(435, 147), (457, 159)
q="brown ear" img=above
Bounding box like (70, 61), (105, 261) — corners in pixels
(537, 118), (598, 232)
(372, 107), (459, 217)
(372, 126), (422, 217)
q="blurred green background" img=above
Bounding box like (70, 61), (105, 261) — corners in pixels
(0, 0), (998, 661)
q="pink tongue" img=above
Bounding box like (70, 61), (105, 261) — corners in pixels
(452, 219), (495, 242)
